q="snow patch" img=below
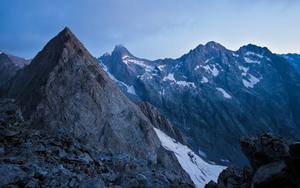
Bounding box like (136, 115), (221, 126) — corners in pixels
(220, 159), (229, 163)
(163, 73), (176, 82)
(127, 85), (136, 95)
(205, 57), (214, 63)
(242, 74), (261, 88)
(246, 51), (263, 58)
(201, 76), (208, 84)
(232, 53), (239, 57)
(157, 65), (166, 71)
(159, 89), (166, 95)
(177, 81), (196, 88)
(122, 55), (130, 59)
(266, 57), (271, 62)
(154, 128), (225, 188)
(195, 64), (219, 76)
(244, 57), (260, 64)
(163, 73), (196, 88)
(216, 88), (232, 99)
(123, 58), (154, 72)
(238, 66), (249, 73)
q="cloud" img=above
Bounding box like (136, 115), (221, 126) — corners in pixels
(0, 0), (299, 59)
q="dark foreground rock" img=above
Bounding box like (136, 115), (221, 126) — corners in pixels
(205, 132), (300, 188)
(0, 98), (193, 188)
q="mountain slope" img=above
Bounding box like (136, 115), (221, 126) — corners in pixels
(0, 27), (195, 185)
(99, 42), (300, 167)
(277, 53), (300, 74)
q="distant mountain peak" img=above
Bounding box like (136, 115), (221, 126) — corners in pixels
(112, 44), (133, 58)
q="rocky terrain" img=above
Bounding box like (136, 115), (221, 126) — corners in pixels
(0, 98), (193, 187)
(205, 132), (300, 187)
(99, 42), (300, 167)
(277, 53), (300, 74)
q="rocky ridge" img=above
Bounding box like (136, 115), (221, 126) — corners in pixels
(205, 132), (300, 187)
(99, 42), (300, 167)
(0, 98), (193, 188)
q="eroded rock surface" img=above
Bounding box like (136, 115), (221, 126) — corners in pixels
(0, 98), (193, 187)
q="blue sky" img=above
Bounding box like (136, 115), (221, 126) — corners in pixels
(0, 0), (299, 59)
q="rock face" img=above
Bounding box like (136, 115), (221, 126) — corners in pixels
(135, 101), (189, 146)
(278, 53), (300, 73)
(99, 42), (300, 166)
(205, 132), (300, 187)
(0, 99), (193, 187)
(0, 52), (20, 87)
(0, 27), (193, 185)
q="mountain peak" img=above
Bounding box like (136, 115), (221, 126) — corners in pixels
(112, 44), (132, 58)
(114, 44), (128, 52)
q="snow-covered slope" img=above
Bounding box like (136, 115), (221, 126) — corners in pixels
(154, 127), (225, 187)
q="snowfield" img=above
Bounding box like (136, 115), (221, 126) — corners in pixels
(154, 128), (225, 188)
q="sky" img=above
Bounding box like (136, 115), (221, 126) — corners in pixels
(0, 0), (300, 60)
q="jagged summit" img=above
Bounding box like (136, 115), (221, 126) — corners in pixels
(100, 40), (300, 168)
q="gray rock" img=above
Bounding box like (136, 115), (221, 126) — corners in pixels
(135, 174), (147, 181)
(239, 132), (291, 171)
(0, 164), (28, 187)
(78, 177), (106, 188)
(123, 179), (139, 188)
(252, 160), (296, 188)
(24, 178), (39, 188)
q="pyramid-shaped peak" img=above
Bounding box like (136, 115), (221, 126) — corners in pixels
(58, 27), (75, 38)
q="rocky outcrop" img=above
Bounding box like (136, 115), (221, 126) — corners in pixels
(239, 132), (292, 172)
(135, 101), (189, 146)
(205, 132), (300, 187)
(0, 53), (20, 87)
(99, 42), (300, 167)
(0, 98), (193, 187)
(0, 27), (193, 185)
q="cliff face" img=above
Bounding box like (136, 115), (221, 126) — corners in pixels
(135, 101), (189, 146)
(0, 27), (193, 185)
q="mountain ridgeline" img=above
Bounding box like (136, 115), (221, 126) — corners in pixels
(0, 27), (198, 186)
(277, 53), (300, 74)
(98, 42), (300, 167)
